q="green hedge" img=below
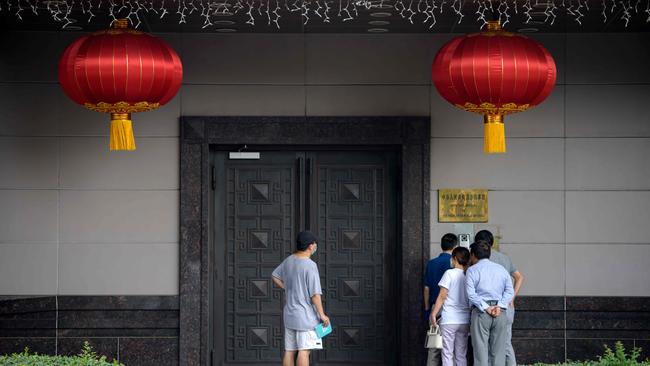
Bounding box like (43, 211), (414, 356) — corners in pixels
(1, 340), (647, 366)
(530, 341), (649, 366)
(0, 341), (124, 366)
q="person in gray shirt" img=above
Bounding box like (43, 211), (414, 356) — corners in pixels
(272, 231), (330, 366)
(475, 230), (525, 366)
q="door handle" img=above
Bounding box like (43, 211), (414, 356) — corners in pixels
(296, 157), (305, 233)
(305, 158), (312, 229)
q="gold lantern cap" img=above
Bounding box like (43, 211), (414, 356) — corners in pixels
(486, 20), (502, 31)
(112, 18), (130, 29)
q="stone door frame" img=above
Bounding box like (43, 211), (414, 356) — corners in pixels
(179, 116), (430, 366)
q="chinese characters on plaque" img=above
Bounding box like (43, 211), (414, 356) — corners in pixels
(438, 189), (488, 223)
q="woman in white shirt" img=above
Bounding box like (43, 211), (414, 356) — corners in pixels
(429, 246), (471, 366)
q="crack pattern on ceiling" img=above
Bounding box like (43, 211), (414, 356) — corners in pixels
(2, 0), (650, 33)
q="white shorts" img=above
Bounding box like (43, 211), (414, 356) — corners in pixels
(284, 328), (323, 351)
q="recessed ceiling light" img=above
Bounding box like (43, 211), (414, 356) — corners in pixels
(369, 3), (393, 9)
(214, 20), (235, 25)
(214, 11), (234, 16)
(216, 28), (237, 32)
(370, 12), (392, 17)
(518, 27), (539, 33)
(532, 2), (552, 9)
(368, 20), (390, 26)
(64, 25), (83, 31)
(367, 27), (389, 32)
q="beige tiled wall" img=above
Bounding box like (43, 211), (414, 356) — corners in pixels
(1, 31), (648, 296)
(0, 31), (183, 295)
(430, 33), (650, 297)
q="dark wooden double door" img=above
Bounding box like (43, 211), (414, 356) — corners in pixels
(211, 149), (399, 366)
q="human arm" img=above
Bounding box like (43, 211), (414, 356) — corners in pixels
(423, 286), (430, 311)
(429, 287), (448, 326)
(307, 263), (328, 326)
(271, 261), (284, 289)
(465, 268), (490, 312)
(272, 276), (285, 289)
(423, 263), (431, 311)
(498, 270), (515, 310)
(505, 254), (523, 305)
(511, 270), (524, 305)
(311, 294), (329, 327)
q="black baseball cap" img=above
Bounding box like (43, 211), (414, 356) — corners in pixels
(296, 231), (319, 251)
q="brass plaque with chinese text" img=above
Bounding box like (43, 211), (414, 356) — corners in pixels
(438, 189), (488, 223)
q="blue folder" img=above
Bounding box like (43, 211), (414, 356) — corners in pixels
(314, 322), (332, 339)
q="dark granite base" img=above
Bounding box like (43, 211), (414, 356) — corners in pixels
(511, 296), (565, 365)
(636, 340), (650, 362)
(0, 296), (178, 365)
(567, 330), (650, 339)
(119, 337), (179, 366)
(514, 310), (565, 330)
(512, 338), (566, 365)
(566, 297), (650, 363)
(0, 337), (56, 355)
(57, 337), (118, 361)
(0, 296), (56, 338)
(2, 294), (649, 365)
(510, 296), (650, 365)
(567, 297), (650, 311)
(567, 339), (636, 362)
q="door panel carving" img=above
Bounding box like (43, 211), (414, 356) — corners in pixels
(315, 165), (387, 363)
(215, 152), (396, 365)
(225, 165), (294, 362)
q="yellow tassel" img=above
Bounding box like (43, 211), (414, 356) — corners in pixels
(109, 113), (136, 151)
(483, 114), (506, 154)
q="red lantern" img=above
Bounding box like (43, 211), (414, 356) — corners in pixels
(432, 21), (556, 153)
(58, 19), (183, 151)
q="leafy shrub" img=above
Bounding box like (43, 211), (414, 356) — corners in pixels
(0, 341), (124, 366)
(596, 341), (647, 366)
(529, 341), (649, 366)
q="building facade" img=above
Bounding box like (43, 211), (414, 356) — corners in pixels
(1, 29), (649, 365)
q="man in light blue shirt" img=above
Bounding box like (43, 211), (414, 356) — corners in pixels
(475, 230), (524, 366)
(466, 241), (514, 366)
(272, 231), (329, 366)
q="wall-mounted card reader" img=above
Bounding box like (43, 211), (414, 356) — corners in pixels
(458, 233), (471, 248)
(453, 223), (473, 248)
